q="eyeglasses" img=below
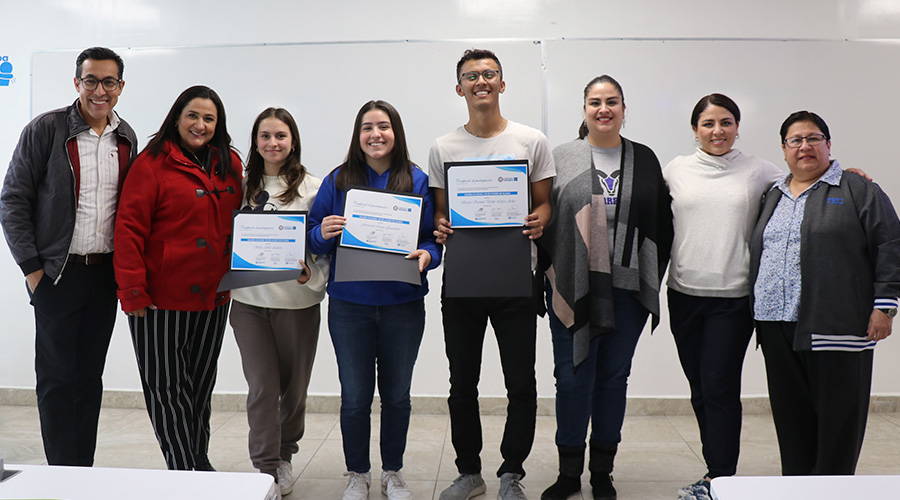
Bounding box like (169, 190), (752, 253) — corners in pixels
(784, 134), (826, 149)
(79, 77), (122, 92)
(458, 69), (501, 84)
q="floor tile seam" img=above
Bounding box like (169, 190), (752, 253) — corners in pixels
(296, 436), (334, 478)
(204, 412), (236, 437)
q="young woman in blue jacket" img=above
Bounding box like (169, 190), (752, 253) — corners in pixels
(307, 100), (440, 500)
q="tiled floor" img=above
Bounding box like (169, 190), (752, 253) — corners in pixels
(3, 404), (900, 499)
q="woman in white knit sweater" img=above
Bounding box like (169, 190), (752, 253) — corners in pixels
(663, 94), (780, 500)
(229, 107), (329, 497)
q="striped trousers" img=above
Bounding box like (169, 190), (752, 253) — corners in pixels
(128, 304), (229, 470)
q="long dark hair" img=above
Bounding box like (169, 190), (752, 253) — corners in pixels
(245, 107), (307, 206)
(577, 74), (625, 140)
(334, 100), (414, 193)
(143, 85), (239, 182)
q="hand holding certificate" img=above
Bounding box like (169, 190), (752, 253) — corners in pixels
(441, 160), (534, 298)
(217, 211), (307, 291)
(231, 212), (307, 271)
(340, 187), (424, 254)
(334, 186), (426, 285)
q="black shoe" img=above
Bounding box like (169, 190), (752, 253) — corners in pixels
(591, 474), (616, 500)
(541, 475), (581, 500)
(194, 457), (216, 472)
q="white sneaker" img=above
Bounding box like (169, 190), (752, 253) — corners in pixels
(381, 470), (414, 500)
(276, 460), (293, 496)
(343, 471), (371, 500)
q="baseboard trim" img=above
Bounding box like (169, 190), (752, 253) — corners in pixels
(2, 387), (899, 415)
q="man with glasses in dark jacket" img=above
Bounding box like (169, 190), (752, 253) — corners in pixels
(0, 46), (137, 466)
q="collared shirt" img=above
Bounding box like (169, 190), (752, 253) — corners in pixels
(754, 161), (898, 333)
(70, 112), (120, 255)
(754, 162), (843, 321)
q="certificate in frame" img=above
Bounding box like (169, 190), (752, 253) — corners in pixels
(444, 159), (530, 229)
(339, 186), (424, 255)
(230, 211), (308, 271)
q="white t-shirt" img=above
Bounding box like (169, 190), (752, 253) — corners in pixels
(591, 143), (621, 260)
(427, 120), (556, 189)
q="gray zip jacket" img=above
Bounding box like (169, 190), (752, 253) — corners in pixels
(0, 100), (137, 283)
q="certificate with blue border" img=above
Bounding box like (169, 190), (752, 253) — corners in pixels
(231, 211), (307, 270)
(339, 187), (424, 255)
(218, 211), (306, 292)
(445, 160), (530, 228)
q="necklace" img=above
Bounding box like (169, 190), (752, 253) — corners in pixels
(186, 150), (210, 175)
(464, 119), (507, 138)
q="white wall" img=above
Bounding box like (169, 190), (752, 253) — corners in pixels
(2, 0), (900, 400)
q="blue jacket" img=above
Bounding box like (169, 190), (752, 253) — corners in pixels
(0, 100), (138, 283)
(308, 164), (440, 305)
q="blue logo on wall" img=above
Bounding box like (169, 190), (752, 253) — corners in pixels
(0, 56), (14, 86)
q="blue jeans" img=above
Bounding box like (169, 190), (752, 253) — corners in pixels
(328, 297), (425, 473)
(546, 284), (648, 447)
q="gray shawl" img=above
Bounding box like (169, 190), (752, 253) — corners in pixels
(541, 138), (672, 367)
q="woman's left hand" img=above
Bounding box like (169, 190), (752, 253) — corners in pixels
(867, 309), (894, 341)
(523, 213), (544, 240)
(406, 249), (432, 272)
(296, 259), (311, 285)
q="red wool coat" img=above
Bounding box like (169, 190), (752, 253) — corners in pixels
(114, 140), (242, 312)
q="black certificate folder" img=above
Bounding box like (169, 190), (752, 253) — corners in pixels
(443, 227), (532, 298)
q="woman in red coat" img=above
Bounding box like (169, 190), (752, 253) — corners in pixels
(114, 85), (242, 471)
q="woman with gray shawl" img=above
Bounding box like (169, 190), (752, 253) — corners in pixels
(538, 75), (673, 500)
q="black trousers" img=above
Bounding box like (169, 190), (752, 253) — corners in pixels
(441, 294), (537, 478)
(756, 321), (872, 476)
(668, 290), (754, 478)
(128, 304), (229, 470)
(30, 260), (118, 466)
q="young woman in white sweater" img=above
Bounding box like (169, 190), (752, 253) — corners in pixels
(229, 107), (329, 497)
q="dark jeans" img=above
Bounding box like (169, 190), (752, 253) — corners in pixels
(328, 297), (425, 473)
(30, 260), (117, 466)
(547, 285), (648, 447)
(442, 294), (537, 478)
(668, 290), (753, 479)
(756, 321), (872, 476)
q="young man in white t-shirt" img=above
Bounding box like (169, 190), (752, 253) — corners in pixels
(428, 48), (555, 500)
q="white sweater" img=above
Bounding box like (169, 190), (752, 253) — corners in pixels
(230, 174), (329, 309)
(663, 148), (782, 297)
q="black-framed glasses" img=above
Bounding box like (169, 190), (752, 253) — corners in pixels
(79, 77), (121, 92)
(458, 69), (501, 84)
(784, 134), (826, 149)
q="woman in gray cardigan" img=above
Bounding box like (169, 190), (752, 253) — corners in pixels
(750, 110), (900, 476)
